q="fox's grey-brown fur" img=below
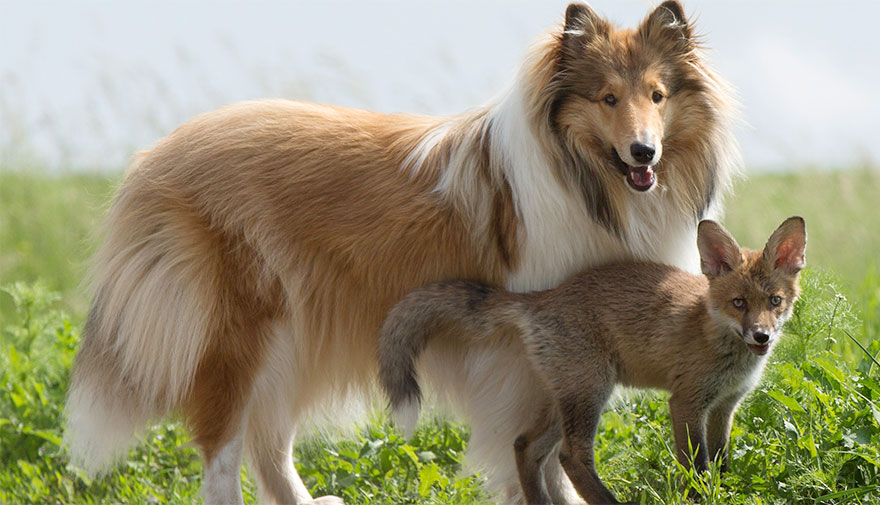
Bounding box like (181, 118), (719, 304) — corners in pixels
(378, 217), (806, 504)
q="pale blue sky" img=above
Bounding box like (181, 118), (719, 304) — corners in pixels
(2, 0), (879, 171)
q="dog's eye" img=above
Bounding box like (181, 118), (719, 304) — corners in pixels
(603, 94), (617, 106)
(770, 295), (782, 307)
(652, 91), (664, 103)
(732, 298), (746, 309)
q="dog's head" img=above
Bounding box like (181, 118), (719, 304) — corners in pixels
(551, 1), (703, 193)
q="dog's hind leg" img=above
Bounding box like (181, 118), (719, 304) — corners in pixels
(185, 313), (275, 505)
(243, 323), (345, 505)
(245, 382), (324, 505)
(187, 350), (254, 505)
(246, 407), (308, 504)
(202, 419), (247, 505)
(246, 405), (346, 505)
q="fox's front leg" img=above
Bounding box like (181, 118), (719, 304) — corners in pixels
(706, 394), (742, 472)
(668, 394), (710, 473)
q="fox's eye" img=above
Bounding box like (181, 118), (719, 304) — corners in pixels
(770, 295), (782, 307)
(603, 94), (617, 106)
(732, 298), (746, 309)
(652, 91), (664, 103)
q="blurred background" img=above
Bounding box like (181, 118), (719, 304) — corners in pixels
(2, 0), (880, 171)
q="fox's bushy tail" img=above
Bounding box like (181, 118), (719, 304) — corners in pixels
(377, 280), (522, 435)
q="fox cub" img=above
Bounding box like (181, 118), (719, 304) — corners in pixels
(378, 217), (807, 504)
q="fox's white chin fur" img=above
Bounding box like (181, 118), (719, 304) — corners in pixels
(65, 6), (740, 505)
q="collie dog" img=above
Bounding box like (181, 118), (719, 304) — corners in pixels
(66, 2), (739, 504)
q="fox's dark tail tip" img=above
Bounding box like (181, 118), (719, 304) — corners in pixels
(380, 359), (423, 438)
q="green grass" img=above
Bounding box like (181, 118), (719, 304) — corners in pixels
(0, 171), (116, 321)
(724, 170), (880, 295)
(1, 169), (879, 504)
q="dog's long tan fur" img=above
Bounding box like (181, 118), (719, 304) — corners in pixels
(66, 2), (740, 504)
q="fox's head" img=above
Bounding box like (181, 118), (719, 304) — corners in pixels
(553, 0), (702, 192)
(697, 217), (807, 356)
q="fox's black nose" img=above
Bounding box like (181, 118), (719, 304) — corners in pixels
(630, 142), (656, 164)
(754, 332), (770, 344)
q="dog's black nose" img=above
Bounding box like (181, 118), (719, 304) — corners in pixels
(754, 332), (770, 344)
(630, 142), (656, 164)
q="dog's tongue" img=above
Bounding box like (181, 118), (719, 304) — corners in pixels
(630, 165), (655, 188)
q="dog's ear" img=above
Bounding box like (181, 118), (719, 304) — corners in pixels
(564, 3), (599, 36)
(763, 216), (807, 275)
(561, 3), (607, 56)
(698, 220), (743, 278)
(639, 1), (695, 55)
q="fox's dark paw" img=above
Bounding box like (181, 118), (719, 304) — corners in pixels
(686, 487), (704, 503)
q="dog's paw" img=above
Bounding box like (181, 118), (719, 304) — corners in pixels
(305, 496), (345, 505)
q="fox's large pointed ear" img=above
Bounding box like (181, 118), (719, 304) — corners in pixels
(561, 3), (606, 55)
(639, 1), (694, 55)
(764, 216), (807, 275)
(698, 220), (743, 278)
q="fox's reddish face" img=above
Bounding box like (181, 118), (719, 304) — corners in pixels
(553, 1), (702, 192)
(698, 217), (807, 356)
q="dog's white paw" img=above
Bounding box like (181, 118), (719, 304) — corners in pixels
(305, 496), (345, 505)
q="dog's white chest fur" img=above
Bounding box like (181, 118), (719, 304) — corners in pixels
(493, 86), (703, 292)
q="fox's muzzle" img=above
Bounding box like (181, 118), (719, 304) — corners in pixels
(743, 327), (774, 355)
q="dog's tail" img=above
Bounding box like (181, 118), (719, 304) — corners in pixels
(377, 280), (524, 436)
(65, 171), (222, 475)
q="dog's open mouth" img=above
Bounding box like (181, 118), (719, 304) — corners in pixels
(612, 149), (656, 192)
(747, 343), (770, 356)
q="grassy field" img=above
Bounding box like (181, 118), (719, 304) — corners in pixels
(1, 169), (879, 504)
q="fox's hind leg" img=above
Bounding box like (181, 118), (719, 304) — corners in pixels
(556, 383), (634, 504)
(542, 450), (585, 505)
(513, 402), (562, 505)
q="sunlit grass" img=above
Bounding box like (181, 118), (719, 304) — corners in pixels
(1, 170), (878, 504)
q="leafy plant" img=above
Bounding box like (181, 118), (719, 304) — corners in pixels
(1, 170), (879, 504)
(296, 415), (489, 504)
